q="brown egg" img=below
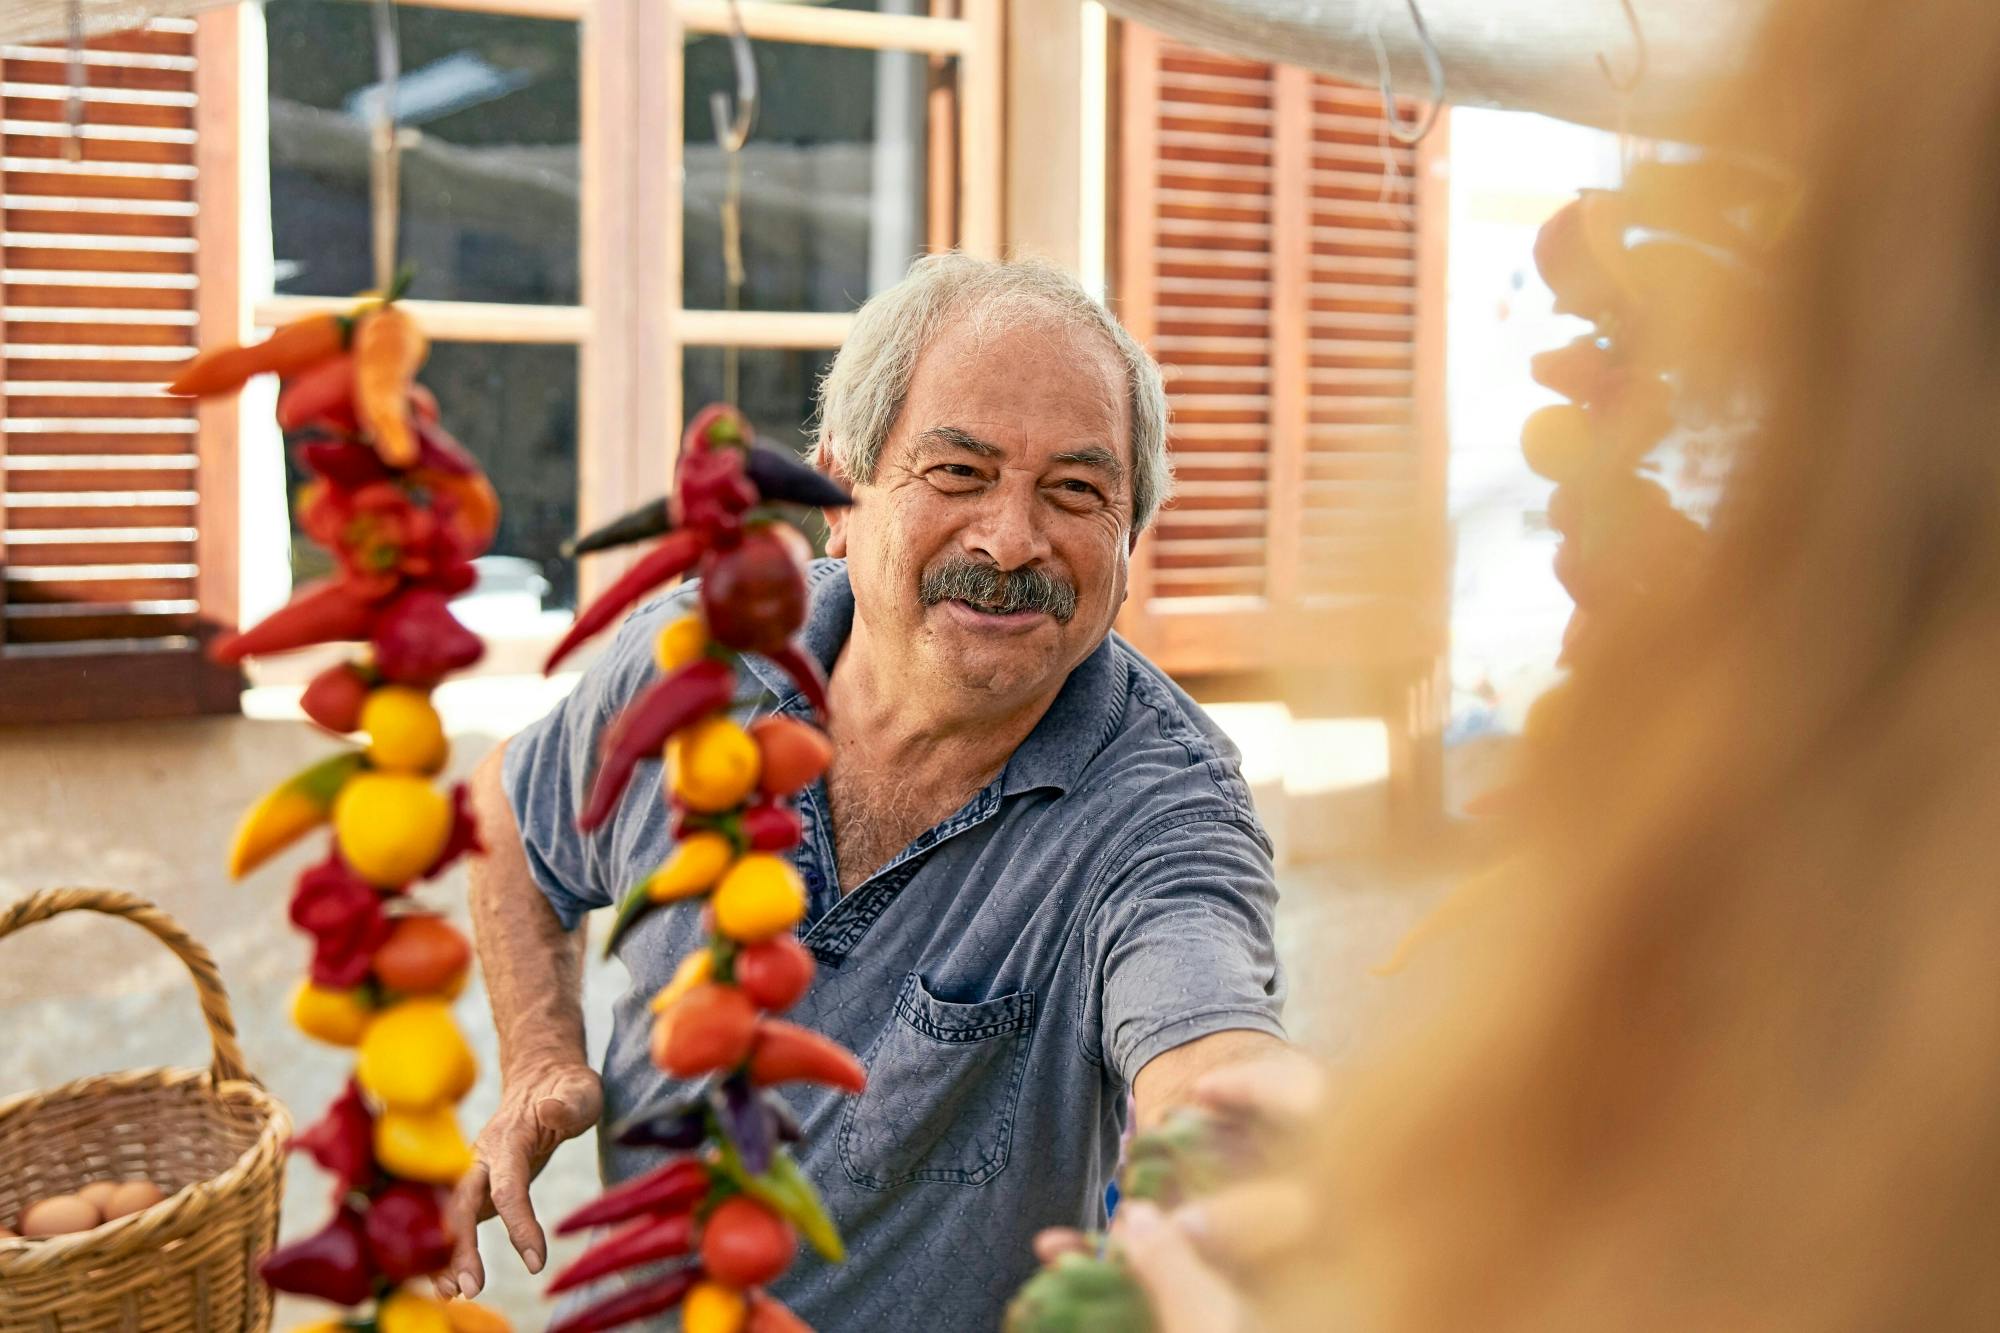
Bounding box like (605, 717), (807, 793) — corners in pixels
(76, 1181), (119, 1212)
(20, 1195), (102, 1237)
(103, 1181), (165, 1220)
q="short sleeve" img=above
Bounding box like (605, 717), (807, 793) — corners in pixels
(1091, 814), (1286, 1085)
(502, 589), (690, 931)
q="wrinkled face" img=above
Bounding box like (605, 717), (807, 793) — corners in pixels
(829, 315), (1135, 707)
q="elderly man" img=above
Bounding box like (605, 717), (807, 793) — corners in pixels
(443, 254), (1287, 1327)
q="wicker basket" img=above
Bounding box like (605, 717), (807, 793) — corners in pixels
(0, 889), (291, 1333)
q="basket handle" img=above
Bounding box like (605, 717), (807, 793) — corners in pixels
(0, 888), (259, 1089)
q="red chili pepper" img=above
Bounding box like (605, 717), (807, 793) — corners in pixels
(699, 528), (808, 654)
(554, 1156), (712, 1237)
(746, 1290), (814, 1333)
(412, 415), (476, 476)
(544, 1267), (699, 1333)
(257, 1206), (375, 1307)
(372, 586), (486, 686)
(742, 444), (854, 512)
(290, 850), (394, 988)
(290, 1078), (377, 1197)
(277, 351), (358, 434)
(545, 530), (707, 673)
(746, 1020), (867, 1093)
(209, 577), (381, 664)
(656, 983), (759, 1078)
(740, 799), (803, 853)
(760, 641), (831, 722)
(546, 1211), (696, 1294)
(577, 656), (737, 832)
(364, 1182), (454, 1283)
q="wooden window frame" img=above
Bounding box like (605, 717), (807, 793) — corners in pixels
(252, 0), (1004, 607)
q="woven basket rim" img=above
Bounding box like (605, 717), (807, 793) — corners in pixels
(0, 1063), (291, 1280)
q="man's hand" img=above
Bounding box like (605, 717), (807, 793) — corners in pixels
(435, 1060), (603, 1300)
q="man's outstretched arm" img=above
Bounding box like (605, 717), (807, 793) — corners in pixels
(437, 740), (602, 1301)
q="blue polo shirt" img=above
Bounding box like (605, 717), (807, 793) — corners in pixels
(505, 559), (1284, 1329)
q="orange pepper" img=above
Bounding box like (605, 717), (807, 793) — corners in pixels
(354, 305), (431, 467)
(169, 312), (347, 398)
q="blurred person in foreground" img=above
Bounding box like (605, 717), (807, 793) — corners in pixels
(1090, 0), (2000, 1327)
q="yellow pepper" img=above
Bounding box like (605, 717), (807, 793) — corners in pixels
(649, 947), (715, 1015)
(333, 771), (454, 888)
(667, 716), (761, 814)
(684, 1280), (748, 1333)
(654, 613), (710, 673)
(442, 1304), (513, 1333)
(711, 854), (807, 943)
(289, 980), (374, 1047)
(228, 751), (365, 879)
(374, 1104), (474, 1185)
(378, 1291), (453, 1333)
(357, 998), (476, 1110)
(645, 830), (736, 903)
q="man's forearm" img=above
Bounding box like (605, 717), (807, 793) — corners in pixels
(469, 741), (590, 1078)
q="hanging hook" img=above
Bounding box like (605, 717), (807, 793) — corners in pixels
(1368, 0), (1446, 147)
(1596, 0), (1648, 94)
(709, 0), (759, 154)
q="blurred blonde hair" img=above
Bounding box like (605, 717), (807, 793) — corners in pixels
(1309, 2), (2000, 1328)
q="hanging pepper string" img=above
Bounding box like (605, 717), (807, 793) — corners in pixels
(370, 0), (404, 296)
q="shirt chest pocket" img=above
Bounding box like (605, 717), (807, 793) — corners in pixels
(838, 971), (1037, 1190)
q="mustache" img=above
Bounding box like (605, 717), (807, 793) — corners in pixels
(918, 558), (1078, 623)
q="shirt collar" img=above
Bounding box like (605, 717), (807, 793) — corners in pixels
(741, 558), (1127, 799)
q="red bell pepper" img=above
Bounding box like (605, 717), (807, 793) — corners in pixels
(372, 587), (485, 686)
(363, 1182), (454, 1283)
(577, 656), (737, 832)
(257, 1206), (375, 1306)
(290, 850), (395, 988)
(546, 1211), (696, 1294)
(545, 529), (706, 673)
(555, 1156), (712, 1237)
(699, 528), (808, 654)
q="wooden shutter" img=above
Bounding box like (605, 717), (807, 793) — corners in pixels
(1117, 27), (1448, 693)
(0, 15), (240, 723)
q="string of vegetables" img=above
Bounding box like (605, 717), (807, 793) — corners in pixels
(1478, 158), (1789, 798)
(539, 406), (862, 1333)
(174, 287), (511, 1333)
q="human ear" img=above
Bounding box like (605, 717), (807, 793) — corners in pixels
(817, 440), (851, 557)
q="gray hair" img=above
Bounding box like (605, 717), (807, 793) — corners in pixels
(815, 253), (1173, 532)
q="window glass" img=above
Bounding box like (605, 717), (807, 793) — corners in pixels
(683, 5), (938, 313)
(265, 0), (581, 306)
(682, 346), (837, 459)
